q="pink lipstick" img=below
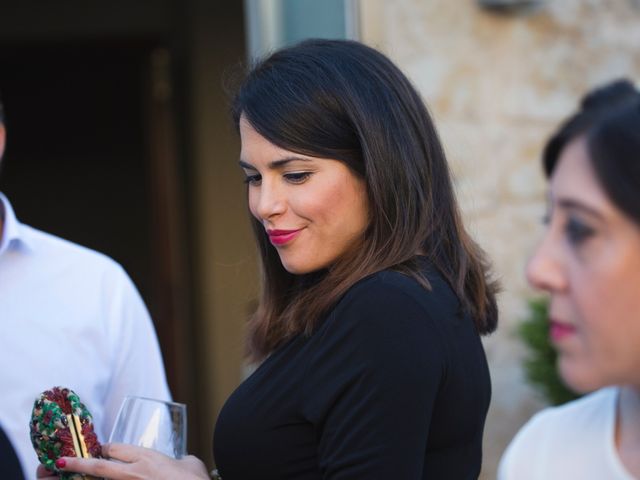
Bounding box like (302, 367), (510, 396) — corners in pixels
(267, 229), (301, 246)
(549, 320), (576, 342)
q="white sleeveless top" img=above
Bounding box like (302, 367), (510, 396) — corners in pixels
(499, 387), (636, 480)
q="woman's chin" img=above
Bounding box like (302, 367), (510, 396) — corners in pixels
(279, 257), (329, 275)
(281, 262), (311, 275)
(558, 358), (606, 395)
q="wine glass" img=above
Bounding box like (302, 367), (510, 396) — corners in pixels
(109, 396), (187, 458)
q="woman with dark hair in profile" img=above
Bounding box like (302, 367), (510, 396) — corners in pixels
(499, 79), (640, 480)
(43, 39), (498, 480)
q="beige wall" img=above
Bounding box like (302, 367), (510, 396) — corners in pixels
(359, 1), (640, 478)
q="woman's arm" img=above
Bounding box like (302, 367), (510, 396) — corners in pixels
(37, 444), (209, 480)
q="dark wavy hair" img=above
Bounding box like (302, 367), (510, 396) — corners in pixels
(543, 79), (640, 224)
(232, 39), (499, 361)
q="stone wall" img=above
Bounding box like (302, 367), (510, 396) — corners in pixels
(359, 1), (640, 478)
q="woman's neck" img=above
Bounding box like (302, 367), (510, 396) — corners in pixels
(616, 385), (640, 476)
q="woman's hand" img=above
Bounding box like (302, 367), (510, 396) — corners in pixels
(36, 443), (210, 480)
(35, 463), (57, 479)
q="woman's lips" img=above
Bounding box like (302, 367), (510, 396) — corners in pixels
(549, 319), (577, 342)
(267, 229), (302, 246)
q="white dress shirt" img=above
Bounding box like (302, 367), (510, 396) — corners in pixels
(0, 192), (171, 479)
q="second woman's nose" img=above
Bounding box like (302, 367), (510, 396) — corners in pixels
(525, 229), (568, 294)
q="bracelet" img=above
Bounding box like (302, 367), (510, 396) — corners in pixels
(210, 468), (222, 479)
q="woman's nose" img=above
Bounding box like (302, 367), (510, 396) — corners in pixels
(252, 181), (286, 221)
(525, 231), (567, 293)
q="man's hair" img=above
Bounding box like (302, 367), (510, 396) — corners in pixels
(0, 90), (4, 124)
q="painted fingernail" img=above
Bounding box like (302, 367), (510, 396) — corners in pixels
(55, 458), (66, 468)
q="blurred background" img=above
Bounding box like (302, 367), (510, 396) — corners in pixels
(1, 0), (638, 478)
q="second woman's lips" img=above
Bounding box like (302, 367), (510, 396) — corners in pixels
(267, 229), (302, 246)
(549, 319), (577, 342)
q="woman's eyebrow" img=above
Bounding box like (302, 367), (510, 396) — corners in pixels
(239, 156), (313, 170)
(556, 197), (605, 220)
(238, 160), (256, 170)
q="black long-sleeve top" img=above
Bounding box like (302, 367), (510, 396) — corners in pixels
(213, 262), (491, 479)
(0, 424), (24, 480)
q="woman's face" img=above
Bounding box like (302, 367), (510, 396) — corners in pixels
(527, 136), (640, 392)
(239, 117), (369, 275)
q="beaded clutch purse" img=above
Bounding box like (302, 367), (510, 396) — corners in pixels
(30, 387), (102, 480)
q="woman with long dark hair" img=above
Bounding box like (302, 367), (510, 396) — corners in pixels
(44, 39), (498, 480)
(499, 79), (640, 479)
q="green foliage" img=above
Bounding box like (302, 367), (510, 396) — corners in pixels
(518, 298), (581, 406)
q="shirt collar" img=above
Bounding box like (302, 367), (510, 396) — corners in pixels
(0, 192), (35, 255)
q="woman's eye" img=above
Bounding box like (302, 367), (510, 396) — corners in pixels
(284, 172), (312, 184)
(243, 174), (261, 186)
(565, 217), (595, 245)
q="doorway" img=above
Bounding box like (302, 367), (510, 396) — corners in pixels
(0, 40), (191, 402)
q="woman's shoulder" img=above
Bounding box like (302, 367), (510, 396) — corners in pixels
(343, 268), (421, 301)
(520, 387), (617, 433)
(337, 262), (457, 314)
(304, 266), (451, 401)
(329, 268), (434, 330)
(499, 387), (618, 478)
(315, 264), (458, 359)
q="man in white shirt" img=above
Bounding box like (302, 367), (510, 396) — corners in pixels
(0, 95), (171, 479)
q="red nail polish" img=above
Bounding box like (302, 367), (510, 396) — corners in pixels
(55, 458), (66, 468)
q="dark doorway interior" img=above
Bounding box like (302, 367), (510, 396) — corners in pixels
(0, 40), (190, 402)
(0, 42), (154, 300)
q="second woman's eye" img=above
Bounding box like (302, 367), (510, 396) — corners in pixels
(283, 172), (312, 184)
(565, 216), (595, 246)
